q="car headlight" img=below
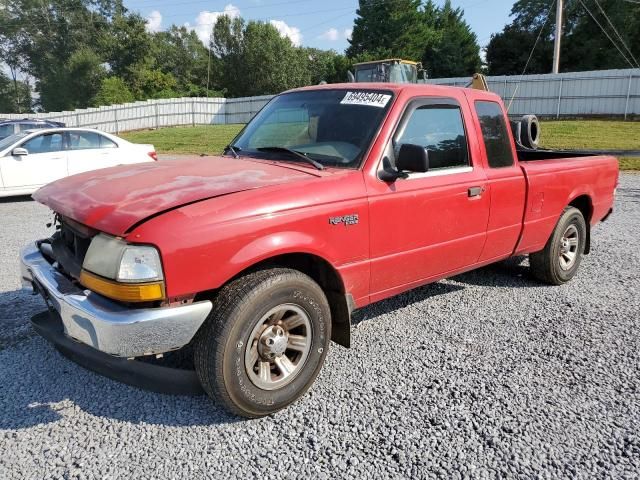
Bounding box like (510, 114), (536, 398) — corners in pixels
(80, 234), (165, 302)
(117, 246), (164, 283)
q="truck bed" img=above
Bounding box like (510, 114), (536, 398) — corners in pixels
(517, 148), (598, 162)
(514, 151), (618, 256)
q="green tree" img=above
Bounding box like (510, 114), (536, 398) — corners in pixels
(128, 63), (179, 99)
(0, 71), (32, 113)
(92, 76), (135, 106)
(212, 17), (309, 97)
(150, 26), (211, 96)
(346, 0), (481, 78)
(423, 1), (481, 77)
(104, 13), (153, 79)
(305, 49), (353, 84)
(347, 0), (427, 60)
(38, 48), (106, 111)
(486, 0), (640, 75)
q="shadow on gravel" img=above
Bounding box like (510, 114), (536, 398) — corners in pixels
(352, 282), (465, 326)
(617, 186), (640, 203)
(352, 256), (540, 327)
(0, 194), (33, 204)
(0, 292), (240, 430)
(452, 256), (542, 289)
(0, 345), (241, 430)
(0, 257), (538, 430)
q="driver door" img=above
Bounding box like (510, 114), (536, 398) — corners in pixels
(366, 97), (490, 301)
(0, 132), (67, 189)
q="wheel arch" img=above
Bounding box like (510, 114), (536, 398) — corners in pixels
(199, 251), (353, 348)
(568, 194), (593, 253)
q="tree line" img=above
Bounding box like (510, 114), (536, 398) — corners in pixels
(0, 0), (481, 113)
(486, 0), (640, 75)
(1, 0), (638, 113)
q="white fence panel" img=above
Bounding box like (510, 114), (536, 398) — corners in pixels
(428, 68), (640, 118)
(2, 69), (638, 132)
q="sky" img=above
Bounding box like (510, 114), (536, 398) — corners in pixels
(127, 0), (516, 53)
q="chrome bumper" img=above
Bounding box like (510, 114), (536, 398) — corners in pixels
(20, 243), (212, 358)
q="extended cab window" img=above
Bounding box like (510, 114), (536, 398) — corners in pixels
(395, 104), (469, 170)
(475, 101), (514, 168)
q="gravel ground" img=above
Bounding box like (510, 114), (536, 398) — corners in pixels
(1, 175), (639, 479)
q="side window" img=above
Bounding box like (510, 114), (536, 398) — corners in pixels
(99, 134), (117, 148)
(395, 105), (469, 170)
(68, 131), (102, 150)
(0, 124), (14, 138)
(22, 133), (64, 154)
(475, 101), (514, 168)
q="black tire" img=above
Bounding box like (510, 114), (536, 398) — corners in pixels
(530, 207), (587, 285)
(194, 268), (331, 418)
(520, 114), (540, 150)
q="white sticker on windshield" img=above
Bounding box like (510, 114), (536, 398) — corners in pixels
(340, 91), (391, 108)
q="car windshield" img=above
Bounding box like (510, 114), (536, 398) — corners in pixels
(0, 132), (28, 151)
(230, 89), (394, 168)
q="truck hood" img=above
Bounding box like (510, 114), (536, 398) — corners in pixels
(33, 156), (318, 236)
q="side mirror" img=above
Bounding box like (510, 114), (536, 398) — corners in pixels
(12, 147), (28, 156)
(378, 144), (429, 182)
(397, 143), (429, 173)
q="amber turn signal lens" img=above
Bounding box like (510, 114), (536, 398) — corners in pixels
(79, 270), (165, 302)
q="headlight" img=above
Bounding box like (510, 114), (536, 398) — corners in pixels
(117, 246), (163, 283)
(80, 234), (165, 302)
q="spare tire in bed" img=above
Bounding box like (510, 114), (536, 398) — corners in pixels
(520, 114), (540, 149)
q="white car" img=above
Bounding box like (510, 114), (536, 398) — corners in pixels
(0, 128), (157, 198)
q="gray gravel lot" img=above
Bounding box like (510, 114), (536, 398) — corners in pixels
(1, 175), (639, 479)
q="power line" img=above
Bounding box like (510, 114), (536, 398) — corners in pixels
(506, 0), (556, 113)
(0, 4), (353, 29)
(591, 0), (639, 68)
(0, 0), (491, 31)
(576, 0), (637, 69)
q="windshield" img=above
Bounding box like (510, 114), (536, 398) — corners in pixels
(230, 89), (394, 168)
(0, 132), (28, 151)
(389, 64), (417, 83)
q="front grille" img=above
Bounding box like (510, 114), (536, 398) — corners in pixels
(50, 217), (97, 279)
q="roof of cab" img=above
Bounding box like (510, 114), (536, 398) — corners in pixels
(354, 58), (419, 66)
(287, 82), (503, 103)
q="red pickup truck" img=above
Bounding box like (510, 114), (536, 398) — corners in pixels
(21, 83), (618, 417)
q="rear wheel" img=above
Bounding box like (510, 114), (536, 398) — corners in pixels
(194, 268), (331, 418)
(530, 207), (587, 285)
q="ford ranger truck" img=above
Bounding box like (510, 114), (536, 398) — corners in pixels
(20, 84), (618, 417)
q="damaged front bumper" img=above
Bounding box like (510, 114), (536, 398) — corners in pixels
(20, 242), (212, 358)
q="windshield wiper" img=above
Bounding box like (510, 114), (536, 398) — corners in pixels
(256, 146), (325, 170)
(224, 144), (240, 158)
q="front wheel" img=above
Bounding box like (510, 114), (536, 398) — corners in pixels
(529, 206), (587, 285)
(194, 268), (331, 418)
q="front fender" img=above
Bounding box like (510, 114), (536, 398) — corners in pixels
(229, 231), (332, 270)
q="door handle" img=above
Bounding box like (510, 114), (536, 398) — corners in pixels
(468, 186), (484, 197)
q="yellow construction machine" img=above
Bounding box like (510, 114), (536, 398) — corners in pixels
(347, 58), (490, 92)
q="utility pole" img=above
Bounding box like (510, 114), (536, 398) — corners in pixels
(552, 0), (563, 74)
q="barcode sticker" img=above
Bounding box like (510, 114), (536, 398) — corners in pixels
(340, 91), (391, 108)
